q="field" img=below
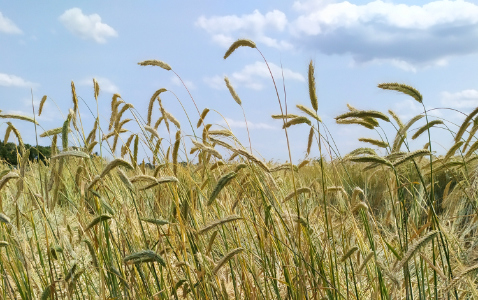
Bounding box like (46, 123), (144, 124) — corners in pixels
(0, 39), (477, 299)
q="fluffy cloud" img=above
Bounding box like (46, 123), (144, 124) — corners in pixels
(291, 0), (478, 67)
(59, 8), (117, 43)
(0, 73), (38, 88)
(442, 89), (478, 109)
(198, 1), (478, 70)
(205, 61), (304, 90)
(79, 77), (119, 94)
(196, 10), (292, 50)
(0, 12), (22, 34)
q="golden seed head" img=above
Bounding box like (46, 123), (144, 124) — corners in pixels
(138, 60), (172, 71)
(224, 39), (256, 59)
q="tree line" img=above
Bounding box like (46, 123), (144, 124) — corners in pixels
(0, 141), (51, 166)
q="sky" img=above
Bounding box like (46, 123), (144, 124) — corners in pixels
(2, 0), (478, 163)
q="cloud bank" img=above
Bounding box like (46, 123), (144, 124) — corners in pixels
(59, 8), (117, 43)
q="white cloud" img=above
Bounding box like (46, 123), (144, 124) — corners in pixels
(59, 8), (117, 43)
(442, 89), (478, 109)
(0, 12), (22, 34)
(291, 0), (478, 69)
(196, 10), (292, 50)
(79, 77), (119, 94)
(170, 76), (196, 90)
(222, 117), (276, 130)
(205, 61), (304, 91)
(0, 73), (38, 88)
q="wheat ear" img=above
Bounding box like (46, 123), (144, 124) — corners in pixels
(392, 114), (424, 152)
(308, 60), (319, 111)
(341, 246), (359, 263)
(84, 214), (112, 232)
(283, 187), (311, 203)
(147, 88), (167, 125)
(336, 118), (376, 129)
(208, 171), (237, 206)
(392, 149), (430, 167)
(412, 120), (443, 140)
(378, 82), (423, 103)
(198, 215), (242, 234)
(358, 138), (389, 148)
(224, 39), (256, 59)
(456, 107), (478, 142)
(71, 81), (78, 112)
(38, 95), (47, 116)
(336, 110), (390, 122)
(172, 130), (181, 175)
(138, 60), (172, 71)
(394, 230), (438, 272)
(0, 113), (38, 124)
(283, 116), (311, 129)
(271, 114), (300, 120)
(213, 248), (244, 274)
(297, 104), (321, 122)
(123, 250), (166, 266)
(100, 158), (134, 178)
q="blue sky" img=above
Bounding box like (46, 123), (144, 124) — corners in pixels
(2, 0), (478, 162)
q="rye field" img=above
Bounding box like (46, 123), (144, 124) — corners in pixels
(0, 39), (478, 299)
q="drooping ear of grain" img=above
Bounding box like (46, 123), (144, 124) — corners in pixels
(307, 127), (314, 155)
(358, 138), (389, 148)
(93, 78), (100, 99)
(234, 148), (269, 172)
(123, 249), (166, 266)
(38, 95), (47, 116)
(336, 110), (390, 123)
(100, 158), (134, 178)
(213, 247), (244, 274)
(346, 155), (393, 168)
(133, 135), (139, 169)
(224, 39), (256, 59)
(208, 171), (237, 206)
(283, 187), (311, 203)
(341, 246), (358, 263)
(172, 130), (181, 176)
(147, 88), (167, 125)
(6, 122), (24, 151)
(392, 149), (430, 167)
(394, 231), (438, 272)
(0, 113), (38, 124)
(82, 239), (99, 268)
(308, 60), (319, 111)
(378, 82), (423, 104)
(388, 109), (403, 128)
(198, 215), (242, 234)
(224, 77), (242, 105)
(411, 120), (443, 140)
(197, 108), (210, 128)
(271, 114), (300, 120)
(138, 60), (172, 71)
(455, 106), (478, 143)
(445, 140), (464, 160)
(191, 139), (223, 159)
(297, 104), (321, 122)
(283, 116), (311, 129)
(392, 114), (424, 152)
(84, 214), (112, 232)
(336, 118), (376, 129)
(165, 111), (180, 129)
